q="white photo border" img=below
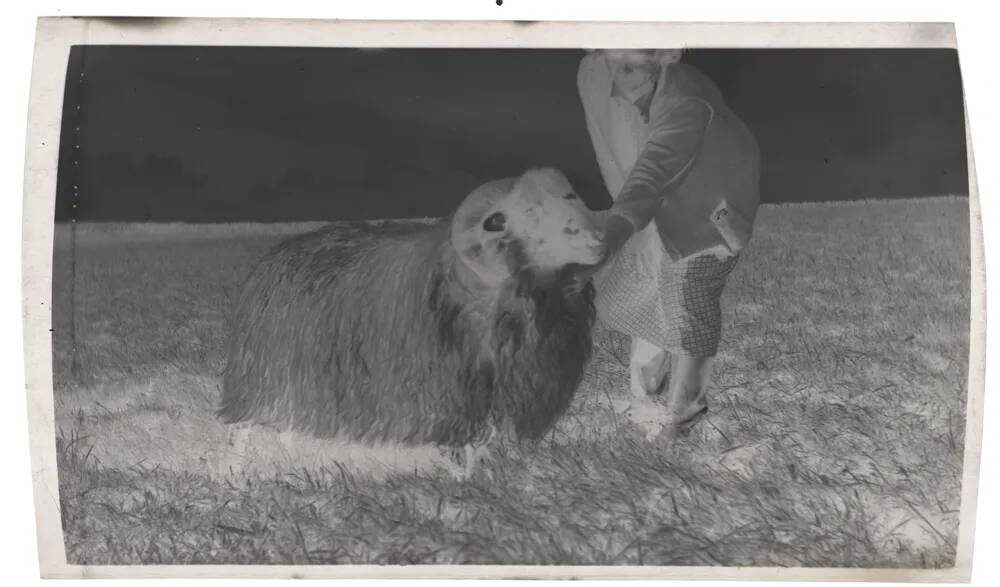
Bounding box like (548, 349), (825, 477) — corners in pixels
(21, 17), (981, 581)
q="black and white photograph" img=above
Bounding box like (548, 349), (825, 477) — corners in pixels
(21, 17), (983, 580)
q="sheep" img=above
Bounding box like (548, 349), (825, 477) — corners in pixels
(219, 168), (605, 476)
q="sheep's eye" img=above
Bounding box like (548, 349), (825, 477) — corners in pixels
(564, 193), (578, 200)
(482, 212), (506, 232)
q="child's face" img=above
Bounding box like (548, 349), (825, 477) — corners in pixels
(606, 50), (658, 94)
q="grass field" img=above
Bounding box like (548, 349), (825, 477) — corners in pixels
(52, 197), (971, 567)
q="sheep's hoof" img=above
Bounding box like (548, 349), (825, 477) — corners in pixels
(465, 442), (497, 480)
(438, 444), (479, 482)
(447, 462), (470, 482)
(440, 441), (496, 482)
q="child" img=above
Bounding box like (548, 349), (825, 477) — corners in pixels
(577, 49), (761, 440)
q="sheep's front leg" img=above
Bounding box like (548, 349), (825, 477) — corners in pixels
(462, 442), (491, 479)
(446, 421), (506, 481)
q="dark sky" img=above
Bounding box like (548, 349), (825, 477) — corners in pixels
(55, 46), (968, 223)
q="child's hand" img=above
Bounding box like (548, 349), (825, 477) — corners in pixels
(602, 214), (636, 260)
(565, 214), (635, 287)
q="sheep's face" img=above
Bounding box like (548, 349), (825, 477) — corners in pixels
(452, 168), (605, 287)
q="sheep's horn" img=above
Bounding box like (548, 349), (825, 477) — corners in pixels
(449, 177), (515, 283)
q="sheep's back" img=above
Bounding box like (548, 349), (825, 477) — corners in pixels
(220, 221), (493, 445)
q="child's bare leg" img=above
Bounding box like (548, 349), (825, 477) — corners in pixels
(629, 337), (670, 397)
(621, 337), (672, 439)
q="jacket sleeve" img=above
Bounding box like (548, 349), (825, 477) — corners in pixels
(577, 55), (627, 199)
(609, 95), (715, 233)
